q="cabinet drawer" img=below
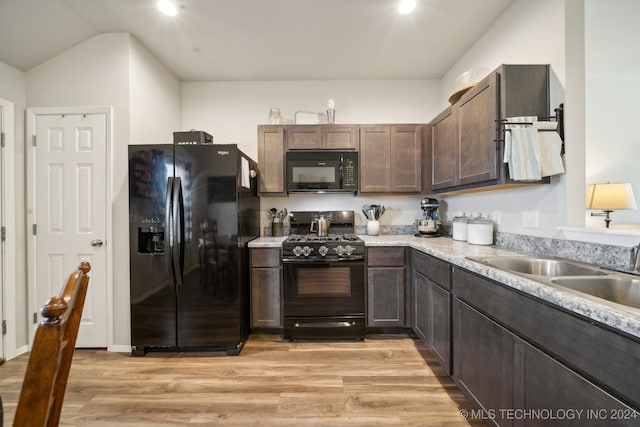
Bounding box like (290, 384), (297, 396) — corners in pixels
(367, 247), (405, 266)
(411, 249), (451, 289)
(250, 248), (281, 268)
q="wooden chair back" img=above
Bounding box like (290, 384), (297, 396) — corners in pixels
(13, 261), (91, 427)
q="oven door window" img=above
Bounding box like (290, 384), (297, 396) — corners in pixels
(283, 262), (364, 317)
(297, 267), (351, 297)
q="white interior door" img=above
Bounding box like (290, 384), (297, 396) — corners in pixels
(32, 113), (108, 347)
(0, 99), (17, 360)
(0, 104), (5, 358)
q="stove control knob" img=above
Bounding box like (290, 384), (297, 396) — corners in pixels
(334, 245), (345, 256)
(318, 246), (329, 256)
(293, 246), (303, 257)
(344, 245), (354, 256)
(302, 246), (313, 257)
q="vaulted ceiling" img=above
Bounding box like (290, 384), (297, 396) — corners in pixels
(0, 0), (515, 81)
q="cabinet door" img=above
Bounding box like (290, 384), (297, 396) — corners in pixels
(514, 339), (638, 427)
(322, 125), (359, 150)
(453, 298), (514, 427)
(257, 125), (286, 195)
(457, 72), (499, 186)
(412, 270), (429, 342)
(429, 282), (451, 375)
(250, 249), (282, 328)
(287, 125), (322, 149)
(359, 126), (390, 192)
(367, 267), (405, 327)
(250, 267), (282, 328)
(390, 125), (421, 192)
(431, 107), (458, 190)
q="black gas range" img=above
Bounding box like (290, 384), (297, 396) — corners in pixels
(281, 211), (365, 341)
(283, 211), (364, 260)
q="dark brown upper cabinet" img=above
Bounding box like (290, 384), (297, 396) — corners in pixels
(430, 64), (550, 194)
(286, 125), (358, 150)
(257, 125), (286, 195)
(360, 124), (424, 193)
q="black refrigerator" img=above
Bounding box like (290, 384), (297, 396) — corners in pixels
(128, 141), (259, 356)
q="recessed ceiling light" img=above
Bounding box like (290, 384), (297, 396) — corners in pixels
(157, 0), (178, 16)
(398, 0), (416, 14)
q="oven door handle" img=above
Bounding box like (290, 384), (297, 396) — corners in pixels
(282, 256), (364, 264)
(293, 321), (358, 328)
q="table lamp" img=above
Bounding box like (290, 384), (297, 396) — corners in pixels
(586, 182), (637, 228)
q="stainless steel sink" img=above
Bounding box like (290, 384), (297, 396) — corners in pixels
(550, 276), (640, 309)
(466, 255), (640, 311)
(467, 256), (608, 277)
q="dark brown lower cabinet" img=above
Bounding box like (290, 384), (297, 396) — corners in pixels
(367, 247), (407, 327)
(453, 299), (514, 426)
(250, 248), (282, 328)
(515, 338), (637, 427)
(429, 281), (451, 374)
(367, 266), (405, 327)
(412, 270), (429, 341)
(453, 282), (638, 427)
(412, 269), (451, 375)
(411, 249), (452, 374)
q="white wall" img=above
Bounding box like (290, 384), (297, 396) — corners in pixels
(182, 79), (441, 231)
(129, 37), (182, 145)
(438, 0), (567, 238)
(0, 61), (28, 352)
(584, 0), (640, 228)
(182, 79), (440, 161)
(26, 33), (182, 349)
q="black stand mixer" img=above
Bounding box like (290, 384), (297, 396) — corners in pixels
(415, 198), (442, 237)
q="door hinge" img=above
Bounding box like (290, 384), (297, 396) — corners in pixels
(1, 226), (5, 242)
(1, 132), (5, 148)
(32, 134), (37, 147)
(33, 312), (38, 323)
(32, 224), (37, 235)
(2, 320), (6, 335)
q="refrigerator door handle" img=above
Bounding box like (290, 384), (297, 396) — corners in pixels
(173, 177), (184, 288)
(165, 177), (174, 280)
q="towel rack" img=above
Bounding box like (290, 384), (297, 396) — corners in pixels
(495, 103), (565, 155)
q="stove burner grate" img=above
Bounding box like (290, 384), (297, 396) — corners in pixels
(285, 233), (361, 244)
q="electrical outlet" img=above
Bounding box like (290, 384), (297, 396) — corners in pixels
(522, 210), (539, 228)
(491, 210), (501, 224)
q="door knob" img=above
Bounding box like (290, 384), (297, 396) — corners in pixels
(91, 239), (104, 247)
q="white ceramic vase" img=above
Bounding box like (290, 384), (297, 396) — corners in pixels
(367, 220), (380, 236)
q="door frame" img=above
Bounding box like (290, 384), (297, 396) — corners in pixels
(0, 98), (17, 359)
(26, 106), (114, 349)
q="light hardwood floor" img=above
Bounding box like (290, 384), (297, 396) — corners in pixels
(0, 334), (483, 426)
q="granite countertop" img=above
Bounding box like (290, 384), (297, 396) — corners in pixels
(249, 235), (640, 339)
(249, 236), (287, 247)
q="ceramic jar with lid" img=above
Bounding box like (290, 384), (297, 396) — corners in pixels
(452, 213), (469, 241)
(467, 214), (494, 245)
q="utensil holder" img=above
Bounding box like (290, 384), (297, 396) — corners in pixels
(272, 221), (283, 237)
(367, 220), (380, 236)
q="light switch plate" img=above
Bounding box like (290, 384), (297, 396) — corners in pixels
(522, 210), (539, 228)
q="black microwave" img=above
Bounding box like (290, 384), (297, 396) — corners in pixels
(286, 151), (358, 193)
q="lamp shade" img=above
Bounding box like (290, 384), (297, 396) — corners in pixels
(586, 182), (638, 210)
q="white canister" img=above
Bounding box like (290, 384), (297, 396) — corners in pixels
(452, 214), (469, 241)
(467, 215), (493, 245)
(367, 220), (380, 236)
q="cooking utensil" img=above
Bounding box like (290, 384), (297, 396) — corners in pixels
(362, 204), (385, 220)
(310, 216), (331, 236)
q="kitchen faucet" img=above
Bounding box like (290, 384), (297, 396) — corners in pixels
(632, 242), (640, 272)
